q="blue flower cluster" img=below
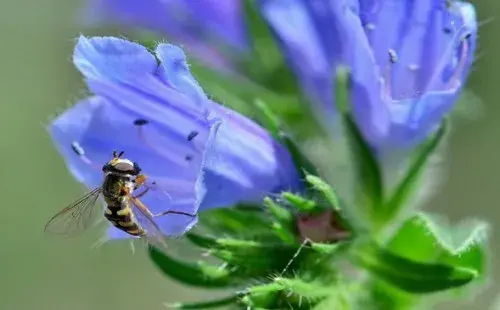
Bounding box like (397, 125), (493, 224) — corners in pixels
(85, 0), (477, 150)
(52, 0), (478, 241)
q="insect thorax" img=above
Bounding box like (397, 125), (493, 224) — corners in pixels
(101, 173), (134, 201)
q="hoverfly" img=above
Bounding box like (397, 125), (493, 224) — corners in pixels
(44, 147), (196, 252)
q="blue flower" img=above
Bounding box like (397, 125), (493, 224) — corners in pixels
(50, 36), (301, 239)
(84, 0), (247, 69)
(259, 0), (477, 149)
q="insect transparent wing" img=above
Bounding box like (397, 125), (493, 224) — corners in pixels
(44, 188), (102, 237)
(129, 197), (170, 253)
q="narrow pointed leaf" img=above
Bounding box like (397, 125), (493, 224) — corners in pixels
(352, 240), (477, 293)
(245, 279), (328, 309)
(342, 114), (383, 220)
(272, 222), (297, 244)
(279, 131), (319, 178)
(242, 0), (297, 93)
(383, 120), (448, 220)
(196, 204), (277, 240)
(252, 98), (281, 138)
(186, 233), (317, 278)
(148, 247), (232, 288)
(264, 197), (293, 225)
(282, 192), (318, 213)
(334, 66), (351, 114)
(305, 174), (340, 212)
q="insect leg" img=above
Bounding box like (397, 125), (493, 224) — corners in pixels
(90, 235), (109, 251)
(132, 174), (160, 198)
(153, 209), (196, 218)
(131, 197), (196, 218)
(129, 240), (136, 255)
(133, 187), (150, 198)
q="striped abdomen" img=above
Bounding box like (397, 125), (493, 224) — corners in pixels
(104, 201), (145, 237)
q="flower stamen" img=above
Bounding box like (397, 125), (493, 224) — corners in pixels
(445, 34), (470, 90)
(384, 49), (398, 99)
(133, 119), (192, 167)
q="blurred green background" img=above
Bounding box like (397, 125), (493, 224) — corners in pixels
(0, 1), (497, 309)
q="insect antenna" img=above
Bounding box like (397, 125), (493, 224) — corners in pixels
(113, 150), (125, 158)
(71, 141), (102, 171)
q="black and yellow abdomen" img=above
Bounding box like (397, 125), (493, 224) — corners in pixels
(104, 202), (145, 237)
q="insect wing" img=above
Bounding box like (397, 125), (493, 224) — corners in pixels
(129, 197), (170, 253)
(44, 187), (102, 237)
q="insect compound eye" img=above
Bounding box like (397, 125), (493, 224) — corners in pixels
(102, 164), (110, 172)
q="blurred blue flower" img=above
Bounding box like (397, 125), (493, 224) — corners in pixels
(84, 0), (247, 69)
(259, 0), (477, 149)
(50, 36), (301, 239)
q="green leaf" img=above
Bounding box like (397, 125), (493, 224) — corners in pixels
(148, 246), (232, 288)
(166, 294), (240, 309)
(342, 114), (383, 225)
(388, 212), (489, 280)
(282, 191), (318, 213)
(264, 197), (293, 225)
(310, 242), (342, 256)
(185, 233), (318, 279)
(363, 212), (489, 309)
(333, 66), (351, 114)
(250, 99), (319, 178)
(253, 98), (281, 138)
(196, 204), (277, 241)
(312, 290), (351, 310)
(244, 278), (330, 309)
(279, 131), (320, 179)
(242, 0), (298, 94)
(305, 174), (341, 212)
(351, 240), (478, 293)
(186, 233), (312, 275)
(383, 120), (448, 221)
(271, 221), (297, 244)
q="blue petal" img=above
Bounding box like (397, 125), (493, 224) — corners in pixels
(85, 0), (247, 49)
(197, 109), (301, 210)
(50, 97), (104, 189)
(75, 36), (212, 117)
(360, 0), (413, 78)
(83, 0), (246, 71)
(338, 2), (391, 145)
(181, 0), (247, 49)
(74, 36), (157, 81)
(50, 95), (215, 238)
(155, 44), (209, 107)
(259, 0), (333, 114)
(386, 89), (455, 147)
